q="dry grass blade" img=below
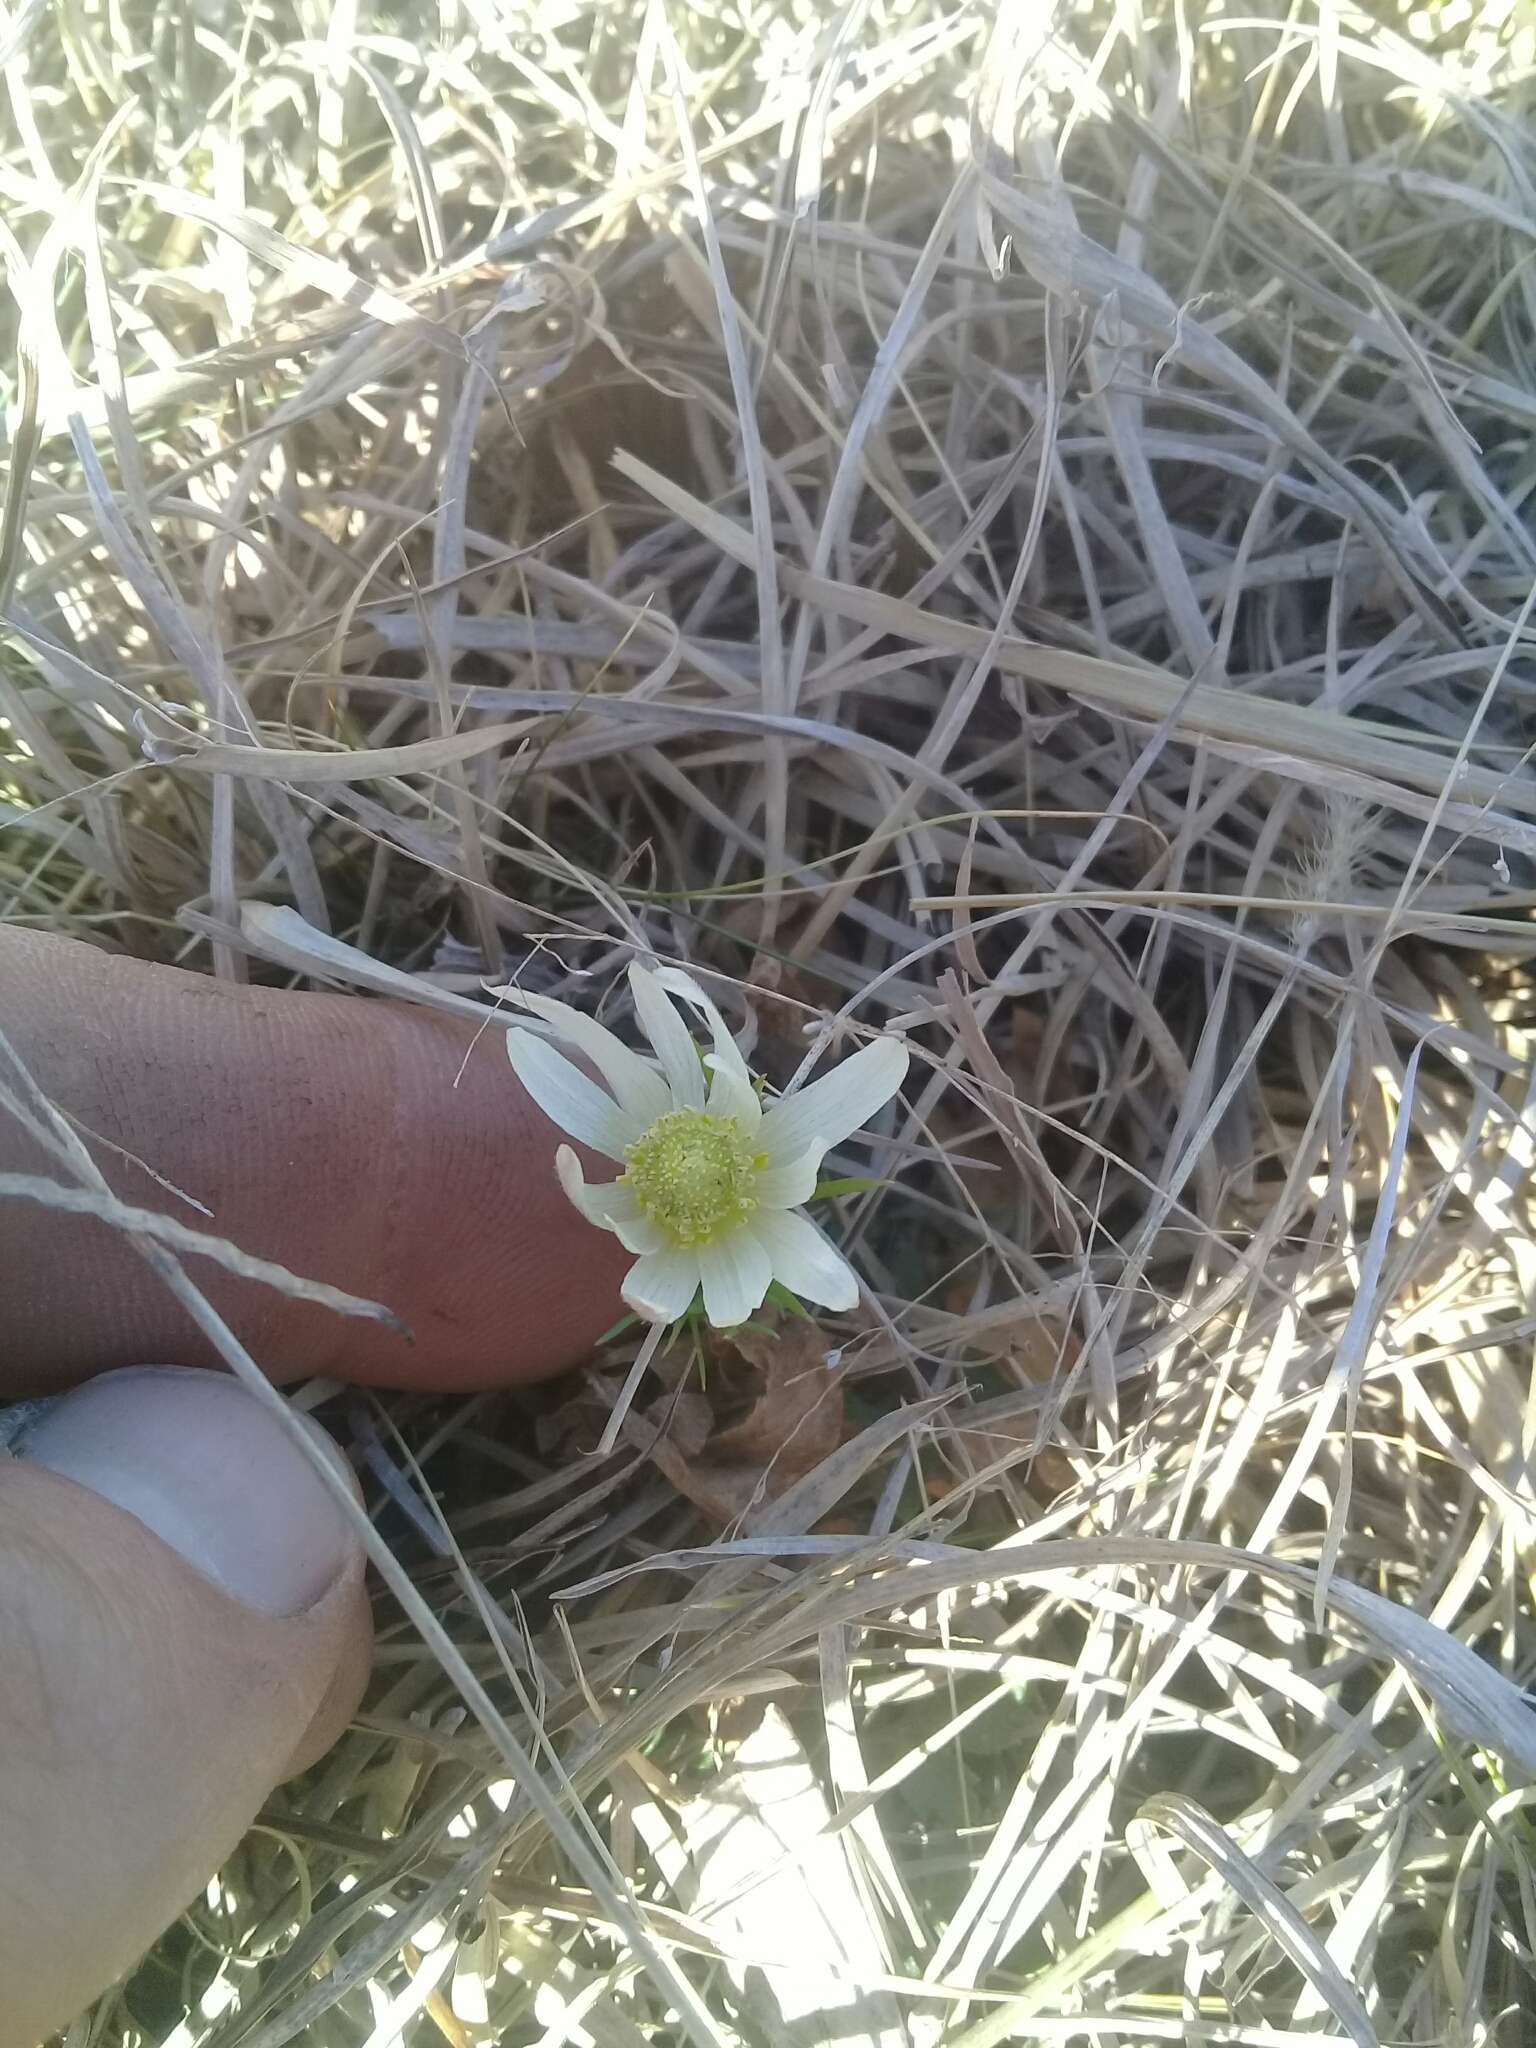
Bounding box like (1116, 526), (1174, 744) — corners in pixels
(0, 1170), (407, 1331)
(1127, 1794), (1379, 2046)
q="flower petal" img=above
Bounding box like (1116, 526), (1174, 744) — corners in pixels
(555, 1144), (629, 1226)
(654, 964), (754, 1093)
(629, 965), (705, 1110)
(749, 1207), (861, 1311)
(696, 1228), (773, 1329)
(613, 1215), (669, 1255)
(502, 991), (671, 1126)
(759, 1037), (908, 1167)
(752, 1150), (820, 1209)
(706, 1056), (762, 1131)
(623, 1246), (702, 1324)
(507, 1030), (640, 1158)
(554, 1146), (668, 1253)
(649, 961), (714, 1006)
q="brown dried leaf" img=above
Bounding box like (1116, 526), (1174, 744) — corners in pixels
(626, 1321), (847, 1527)
(711, 1322), (844, 1476)
(642, 1435), (768, 1526)
(534, 1385), (614, 1460)
(649, 1386), (715, 1458)
(1000, 1309), (1081, 1390)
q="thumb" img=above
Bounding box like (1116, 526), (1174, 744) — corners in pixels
(0, 1369), (372, 2047)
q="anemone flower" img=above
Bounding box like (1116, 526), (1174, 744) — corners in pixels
(503, 963), (907, 1328)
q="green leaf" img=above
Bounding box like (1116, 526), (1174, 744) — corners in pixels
(599, 1289), (704, 1344)
(763, 1279), (813, 1319)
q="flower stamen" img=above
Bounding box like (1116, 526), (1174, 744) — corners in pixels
(623, 1108), (760, 1247)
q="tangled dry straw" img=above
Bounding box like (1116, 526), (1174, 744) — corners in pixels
(5, 0), (1536, 2039)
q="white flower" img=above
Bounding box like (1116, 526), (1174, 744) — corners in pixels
(502, 964), (907, 1329)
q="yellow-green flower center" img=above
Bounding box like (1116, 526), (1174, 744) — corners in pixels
(623, 1109), (762, 1248)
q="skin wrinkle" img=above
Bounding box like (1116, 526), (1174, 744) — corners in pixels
(0, 928), (629, 1390)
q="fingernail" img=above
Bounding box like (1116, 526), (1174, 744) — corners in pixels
(22, 1368), (361, 1617)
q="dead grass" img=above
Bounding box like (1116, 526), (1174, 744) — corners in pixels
(6, 0), (1536, 2040)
